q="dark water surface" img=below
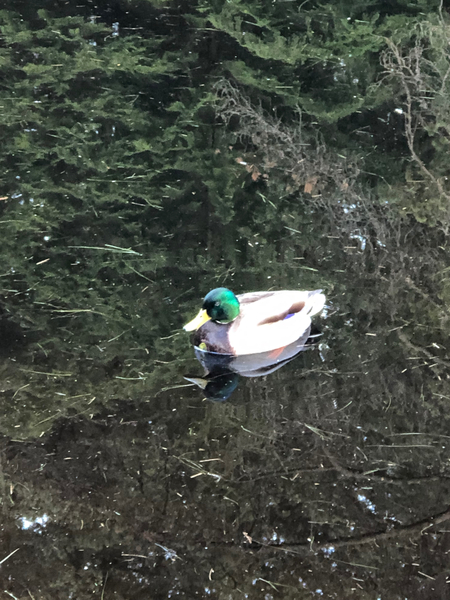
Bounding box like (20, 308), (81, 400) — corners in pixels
(1, 2), (450, 599)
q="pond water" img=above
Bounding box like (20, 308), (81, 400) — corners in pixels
(1, 2), (450, 599)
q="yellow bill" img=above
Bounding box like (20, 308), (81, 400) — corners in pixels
(183, 308), (211, 331)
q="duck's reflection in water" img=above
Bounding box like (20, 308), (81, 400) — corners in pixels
(185, 327), (320, 401)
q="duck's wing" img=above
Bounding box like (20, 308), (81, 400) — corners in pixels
(229, 290), (325, 355)
(237, 291), (278, 305)
(238, 290), (324, 325)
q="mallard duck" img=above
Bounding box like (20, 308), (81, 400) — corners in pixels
(183, 287), (325, 356)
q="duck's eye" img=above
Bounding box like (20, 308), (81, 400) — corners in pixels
(215, 301), (220, 306)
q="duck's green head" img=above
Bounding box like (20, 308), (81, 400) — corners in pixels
(183, 288), (240, 331)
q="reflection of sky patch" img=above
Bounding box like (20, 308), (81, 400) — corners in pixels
(269, 531), (286, 544)
(20, 514), (50, 531)
(349, 231), (367, 250)
(155, 543), (179, 562)
(357, 493), (376, 514)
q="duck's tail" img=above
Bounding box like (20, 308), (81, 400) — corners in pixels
(304, 290), (326, 318)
